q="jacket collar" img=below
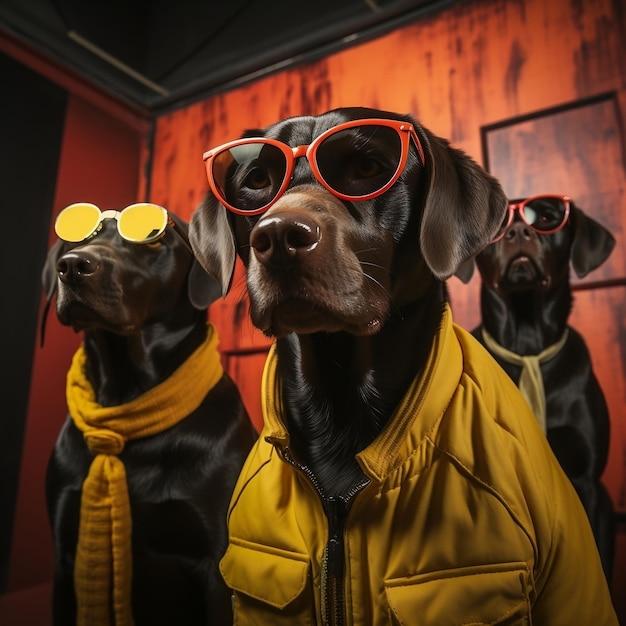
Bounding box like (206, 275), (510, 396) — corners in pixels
(261, 304), (462, 481)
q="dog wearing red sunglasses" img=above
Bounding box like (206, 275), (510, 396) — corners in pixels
(42, 206), (257, 626)
(457, 196), (616, 582)
(189, 108), (617, 624)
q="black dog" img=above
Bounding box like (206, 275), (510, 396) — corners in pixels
(457, 195), (616, 580)
(42, 204), (257, 626)
(189, 108), (617, 624)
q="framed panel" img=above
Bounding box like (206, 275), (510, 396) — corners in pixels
(481, 93), (625, 285)
(569, 285), (626, 514)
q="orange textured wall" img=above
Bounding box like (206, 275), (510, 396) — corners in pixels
(149, 0), (626, 518)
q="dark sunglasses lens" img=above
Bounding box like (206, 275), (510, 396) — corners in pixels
(522, 198), (567, 231)
(212, 143), (288, 212)
(55, 203), (101, 242)
(315, 125), (402, 197)
(119, 204), (168, 242)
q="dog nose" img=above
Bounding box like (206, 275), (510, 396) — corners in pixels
(504, 220), (535, 241)
(57, 251), (100, 284)
(250, 212), (321, 266)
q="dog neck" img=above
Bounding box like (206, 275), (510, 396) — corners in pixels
(82, 312), (208, 407)
(479, 280), (572, 356)
(275, 281), (445, 497)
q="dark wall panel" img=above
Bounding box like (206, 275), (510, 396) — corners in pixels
(0, 52), (67, 593)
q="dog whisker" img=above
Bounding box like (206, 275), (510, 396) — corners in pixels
(361, 270), (388, 294)
(231, 280), (263, 344)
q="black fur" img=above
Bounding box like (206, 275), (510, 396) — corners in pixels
(189, 107), (506, 498)
(42, 211), (258, 625)
(458, 199), (616, 580)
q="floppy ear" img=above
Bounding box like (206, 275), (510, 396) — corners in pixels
(41, 239), (64, 297)
(166, 210), (223, 309)
(570, 204), (616, 278)
(188, 194), (237, 297)
(187, 260), (222, 309)
(454, 256), (477, 284)
(416, 125), (507, 280)
(40, 239), (65, 347)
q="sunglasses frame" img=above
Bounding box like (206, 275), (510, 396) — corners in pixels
(202, 118), (426, 215)
(492, 194), (571, 242)
(55, 202), (171, 244)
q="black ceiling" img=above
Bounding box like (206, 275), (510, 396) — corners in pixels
(0, 0), (459, 114)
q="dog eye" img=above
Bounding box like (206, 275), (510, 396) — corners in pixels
(353, 155), (385, 179)
(242, 166), (272, 190)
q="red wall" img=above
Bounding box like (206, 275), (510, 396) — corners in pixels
(0, 35), (148, 592)
(8, 95), (146, 591)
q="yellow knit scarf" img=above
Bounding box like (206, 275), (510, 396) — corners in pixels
(66, 324), (224, 626)
(481, 328), (569, 433)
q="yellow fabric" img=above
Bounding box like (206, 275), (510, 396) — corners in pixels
(220, 305), (617, 625)
(67, 324), (224, 626)
(481, 328), (569, 433)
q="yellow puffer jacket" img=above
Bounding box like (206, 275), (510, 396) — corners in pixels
(220, 305), (617, 625)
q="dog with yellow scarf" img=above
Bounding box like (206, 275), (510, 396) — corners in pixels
(42, 203), (257, 626)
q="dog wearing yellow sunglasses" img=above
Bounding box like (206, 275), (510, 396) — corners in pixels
(42, 203), (257, 626)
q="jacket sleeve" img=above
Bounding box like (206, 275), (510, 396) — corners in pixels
(531, 460), (618, 625)
(449, 325), (617, 624)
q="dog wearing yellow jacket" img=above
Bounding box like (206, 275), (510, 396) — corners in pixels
(189, 109), (617, 625)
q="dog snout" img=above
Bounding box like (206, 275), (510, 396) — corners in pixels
(503, 220), (536, 242)
(57, 250), (100, 285)
(250, 212), (322, 267)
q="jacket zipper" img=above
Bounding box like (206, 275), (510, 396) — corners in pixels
(281, 447), (369, 626)
(322, 495), (349, 626)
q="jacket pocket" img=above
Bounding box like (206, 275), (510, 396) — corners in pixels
(385, 562), (531, 625)
(220, 540), (315, 625)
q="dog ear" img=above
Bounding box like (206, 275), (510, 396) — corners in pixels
(189, 195), (236, 297)
(570, 204), (616, 278)
(415, 126), (507, 280)
(166, 210), (224, 309)
(40, 239), (65, 347)
(41, 238), (64, 297)
(187, 260), (223, 310)
(454, 256), (476, 284)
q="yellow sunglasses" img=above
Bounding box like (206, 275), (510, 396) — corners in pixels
(54, 202), (170, 244)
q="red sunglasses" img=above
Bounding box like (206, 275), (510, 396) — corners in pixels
(202, 118), (425, 215)
(492, 194), (571, 242)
